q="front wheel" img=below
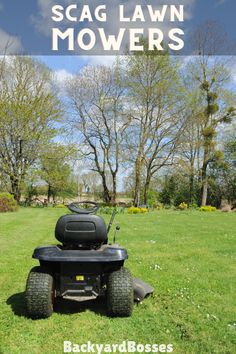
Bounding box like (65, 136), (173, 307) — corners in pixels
(25, 266), (55, 319)
(107, 267), (133, 317)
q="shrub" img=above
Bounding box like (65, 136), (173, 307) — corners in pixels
(0, 193), (18, 212)
(114, 206), (125, 214)
(128, 207), (139, 214)
(189, 203), (199, 209)
(178, 202), (188, 210)
(199, 205), (217, 212)
(164, 204), (173, 210)
(54, 204), (66, 208)
(140, 207), (148, 213)
(99, 206), (125, 215)
(155, 202), (164, 210)
(128, 206), (148, 214)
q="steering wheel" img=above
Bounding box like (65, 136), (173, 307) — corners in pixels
(67, 201), (99, 214)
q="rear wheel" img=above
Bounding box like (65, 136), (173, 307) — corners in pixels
(107, 267), (133, 317)
(25, 266), (55, 319)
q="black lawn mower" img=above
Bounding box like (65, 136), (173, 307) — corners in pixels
(25, 201), (153, 319)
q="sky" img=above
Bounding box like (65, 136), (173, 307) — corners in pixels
(0, 0), (236, 56)
(1, 0), (235, 91)
(0, 0), (236, 91)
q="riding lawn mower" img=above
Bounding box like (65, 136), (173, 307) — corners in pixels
(25, 201), (153, 318)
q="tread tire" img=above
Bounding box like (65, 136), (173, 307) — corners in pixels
(107, 267), (133, 317)
(25, 266), (55, 319)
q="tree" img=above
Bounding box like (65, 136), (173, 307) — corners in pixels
(189, 57), (235, 205)
(40, 144), (77, 203)
(124, 47), (184, 205)
(80, 171), (103, 199)
(189, 22), (236, 205)
(0, 57), (61, 202)
(177, 70), (204, 205)
(218, 136), (236, 205)
(66, 64), (129, 204)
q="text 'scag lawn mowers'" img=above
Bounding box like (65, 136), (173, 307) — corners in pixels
(25, 201), (153, 318)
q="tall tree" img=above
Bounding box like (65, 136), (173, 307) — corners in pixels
(189, 57), (235, 205)
(189, 22), (236, 205)
(125, 49), (184, 205)
(177, 71), (204, 204)
(219, 134), (236, 205)
(66, 64), (129, 204)
(0, 57), (61, 201)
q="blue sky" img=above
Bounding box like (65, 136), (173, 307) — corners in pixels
(0, 1), (236, 85)
(0, 0), (236, 56)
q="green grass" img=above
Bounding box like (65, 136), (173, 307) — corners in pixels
(0, 208), (236, 354)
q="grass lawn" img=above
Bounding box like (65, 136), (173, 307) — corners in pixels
(0, 207), (236, 354)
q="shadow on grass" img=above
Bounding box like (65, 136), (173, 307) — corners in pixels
(54, 296), (107, 316)
(7, 292), (107, 318)
(7, 292), (27, 317)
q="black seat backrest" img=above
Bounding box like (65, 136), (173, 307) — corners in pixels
(55, 214), (107, 246)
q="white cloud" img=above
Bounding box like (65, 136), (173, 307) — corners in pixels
(0, 3), (3, 11)
(53, 69), (74, 96)
(31, 0), (54, 37)
(230, 63), (236, 84)
(0, 29), (22, 54)
(82, 55), (116, 67)
(54, 68), (73, 83)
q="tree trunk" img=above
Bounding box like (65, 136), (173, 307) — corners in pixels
(133, 155), (142, 206)
(111, 173), (117, 206)
(10, 176), (21, 203)
(47, 184), (52, 203)
(189, 161), (195, 205)
(101, 174), (111, 204)
(143, 172), (151, 205)
(201, 151), (208, 206)
(201, 179), (208, 206)
(189, 174), (194, 205)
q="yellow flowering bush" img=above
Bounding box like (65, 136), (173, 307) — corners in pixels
(178, 202), (188, 210)
(199, 205), (217, 212)
(128, 206), (148, 214)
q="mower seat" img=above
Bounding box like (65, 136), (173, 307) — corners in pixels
(55, 214), (107, 247)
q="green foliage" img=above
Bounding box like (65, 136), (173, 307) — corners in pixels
(146, 189), (158, 207)
(163, 204), (174, 210)
(189, 203), (199, 210)
(155, 201), (164, 210)
(159, 175), (195, 207)
(0, 193), (18, 212)
(40, 143), (77, 202)
(225, 140), (236, 168)
(202, 126), (216, 139)
(23, 182), (39, 203)
(201, 80), (210, 91)
(206, 103), (219, 116)
(0, 56), (61, 201)
(199, 205), (217, 212)
(99, 206), (125, 215)
(220, 107), (235, 123)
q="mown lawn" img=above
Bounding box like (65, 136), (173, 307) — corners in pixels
(0, 208), (235, 354)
